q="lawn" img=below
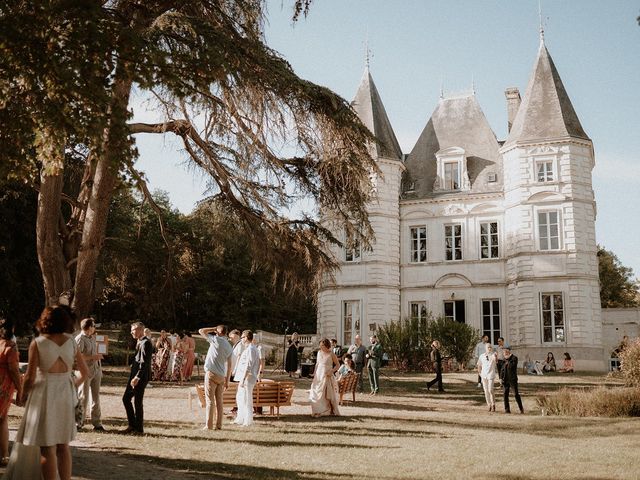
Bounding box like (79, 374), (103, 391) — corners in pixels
(4, 369), (640, 480)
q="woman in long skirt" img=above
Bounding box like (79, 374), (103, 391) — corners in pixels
(309, 338), (340, 417)
(152, 331), (171, 382)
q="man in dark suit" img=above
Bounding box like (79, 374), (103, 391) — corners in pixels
(501, 346), (524, 414)
(426, 340), (444, 392)
(122, 321), (153, 434)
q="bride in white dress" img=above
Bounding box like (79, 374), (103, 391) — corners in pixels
(309, 338), (341, 417)
(3, 306), (88, 480)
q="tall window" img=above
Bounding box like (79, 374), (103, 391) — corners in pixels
(541, 293), (564, 343)
(444, 162), (460, 190)
(410, 226), (427, 262)
(536, 160), (554, 182)
(482, 299), (501, 344)
(444, 300), (465, 323)
(538, 211), (560, 250)
(344, 239), (361, 262)
(410, 302), (427, 322)
(480, 221), (499, 259)
(445, 224), (463, 261)
(342, 301), (361, 346)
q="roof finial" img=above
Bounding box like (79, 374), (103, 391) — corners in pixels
(471, 73), (476, 95)
(538, 0), (545, 43)
(440, 75), (444, 99)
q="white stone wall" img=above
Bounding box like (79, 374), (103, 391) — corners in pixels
(317, 156), (404, 344)
(602, 308), (640, 354)
(318, 136), (605, 368)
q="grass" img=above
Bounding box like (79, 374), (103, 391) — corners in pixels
(5, 369), (640, 479)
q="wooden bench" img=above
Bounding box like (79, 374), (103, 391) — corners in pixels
(194, 380), (295, 417)
(338, 372), (360, 405)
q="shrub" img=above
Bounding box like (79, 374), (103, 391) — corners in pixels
(377, 313), (479, 371)
(377, 315), (430, 371)
(536, 387), (640, 417)
(424, 317), (479, 368)
(619, 338), (640, 387)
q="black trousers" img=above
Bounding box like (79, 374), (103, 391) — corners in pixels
(122, 376), (148, 432)
(503, 382), (523, 413)
(427, 367), (443, 391)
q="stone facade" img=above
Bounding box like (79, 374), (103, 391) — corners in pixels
(318, 39), (607, 370)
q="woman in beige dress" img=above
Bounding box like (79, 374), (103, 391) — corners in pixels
(3, 306), (88, 480)
(309, 338), (340, 417)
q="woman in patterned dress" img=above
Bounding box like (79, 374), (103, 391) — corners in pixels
(171, 333), (186, 383)
(152, 330), (171, 382)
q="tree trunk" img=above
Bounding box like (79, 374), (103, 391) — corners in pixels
(72, 77), (133, 320)
(36, 127), (72, 306)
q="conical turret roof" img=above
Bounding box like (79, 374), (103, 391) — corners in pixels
(504, 41), (589, 147)
(351, 68), (403, 160)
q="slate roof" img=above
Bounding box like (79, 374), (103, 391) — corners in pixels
(504, 41), (589, 147)
(403, 94), (502, 199)
(351, 68), (403, 160)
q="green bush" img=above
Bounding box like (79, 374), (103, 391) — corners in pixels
(536, 387), (640, 417)
(620, 338), (640, 387)
(377, 313), (479, 371)
(424, 317), (479, 368)
(377, 315), (430, 371)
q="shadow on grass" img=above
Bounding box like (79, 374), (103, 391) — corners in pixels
(72, 446), (423, 480)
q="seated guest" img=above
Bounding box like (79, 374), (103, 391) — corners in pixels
(524, 356), (543, 375)
(558, 352), (575, 373)
(337, 354), (355, 382)
(542, 352), (556, 372)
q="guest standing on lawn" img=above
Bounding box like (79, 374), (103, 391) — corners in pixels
(285, 332), (300, 377)
(152, 330), (171, 382)
(366, 335), (382, 395)
(171, 333), (186, 383)
(347, 335), (366, 392)
(477, 343), (497, 411)
(4, 306), (88, 480)
(501, 346), (524, 414)
(233, 330), (260, 427)
(426, 340), (444, 393)
(182, 332), (196, 381)
(309, 338), (341, 417)
(122, 322), (153, 434)
(198, 325), (232, 430)
(75, 318), (105, 431)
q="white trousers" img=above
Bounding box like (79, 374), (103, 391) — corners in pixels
(481, 376), (495, 407)
(234, 379), (256, 426)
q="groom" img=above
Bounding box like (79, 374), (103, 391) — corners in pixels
(122, 322), (153, 434)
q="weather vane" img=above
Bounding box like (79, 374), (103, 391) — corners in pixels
(538, 0), (545, 42)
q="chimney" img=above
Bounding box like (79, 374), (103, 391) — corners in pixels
(505, 87), (521, 133)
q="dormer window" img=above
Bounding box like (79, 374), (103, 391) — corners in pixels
(444, 162), (460, 190)
(434, 147), (470, 192)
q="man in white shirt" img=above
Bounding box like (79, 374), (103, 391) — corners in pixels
(75, 318), (105, 431)
(233, 330), (261, 427)
(229, 329), (244, 382)
(477, 343), (498, 412)
(199, 324), (233, 430)
(474, 335), (490, 387)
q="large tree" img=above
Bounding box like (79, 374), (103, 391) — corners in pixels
(0, 1), (376, 320)
(598, 246), (640, 308)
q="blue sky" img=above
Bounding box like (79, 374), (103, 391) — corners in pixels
(132, 0), (640, 278)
